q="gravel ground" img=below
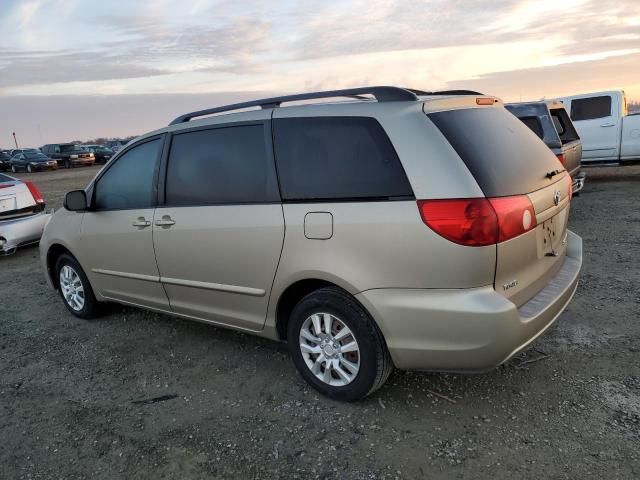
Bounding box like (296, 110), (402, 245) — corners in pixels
(1, 164), (639, 479)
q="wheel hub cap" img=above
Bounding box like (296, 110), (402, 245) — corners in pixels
(299, 313), (360, 387)
(59, 265), (85, 311)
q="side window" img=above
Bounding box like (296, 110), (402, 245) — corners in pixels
(519, 116), (544, 139)
(94, 138), (161, 210)
(54, 146), (61, 154)
(273, 117), (413, 201)
(570, 96), (612, 121)
(550, 108), (580, 143)
(165, 124), (278, 205)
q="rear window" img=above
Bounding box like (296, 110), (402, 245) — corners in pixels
(428, 107), (562, 197)
(550, 108), (580, 144)
(518, 116), (544, 139)
(273, 117), (413, 201)
(570, 96), (612, 121)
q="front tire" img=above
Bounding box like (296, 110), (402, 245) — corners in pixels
(11, 165), (16, 173)
(26, 164), (32, 173)
(55, 253), (101, 319)
(287, 287), (393, 401)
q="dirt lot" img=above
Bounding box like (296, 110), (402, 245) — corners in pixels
(1, 165), (639, 479)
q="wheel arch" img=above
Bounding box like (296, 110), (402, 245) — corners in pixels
(46, 243), (75, 289)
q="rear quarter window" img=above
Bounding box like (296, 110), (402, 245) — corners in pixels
(428, 107), (562, 197)
(273, 117), (413, 201)
(550, 108), (580, 143)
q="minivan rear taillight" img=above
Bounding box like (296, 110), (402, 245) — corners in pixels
(417, 196), (537, 247)
(556, 153), (565, 165)
(25, 181), (44, 204)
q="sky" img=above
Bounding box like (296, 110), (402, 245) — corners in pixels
(1, 0), (639, 147)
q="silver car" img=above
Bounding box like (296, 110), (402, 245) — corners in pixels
(40, 87), (582, 401)
(0, 173), (51, 255)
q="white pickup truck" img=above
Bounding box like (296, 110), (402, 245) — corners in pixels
(557, 90), (640, 163)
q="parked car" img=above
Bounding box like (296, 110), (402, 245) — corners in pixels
(0, 151), (11, 171)
(41, 86), (582, 401)
(41, 144), (95, 168)
(505, 100), (586, 193)
(8, 148), (40, 157)
(10, 151), (58, 173)
(105, 140), (128, 153)
(82, 145), (115, 164)
(557, 90), (640, 163)
(0, 173), (51, 255)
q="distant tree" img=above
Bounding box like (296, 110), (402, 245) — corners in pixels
(629, 101), (640, 113)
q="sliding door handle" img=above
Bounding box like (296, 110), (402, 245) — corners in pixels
(155, 215), (176, 227)
(132, 217), (151, 228)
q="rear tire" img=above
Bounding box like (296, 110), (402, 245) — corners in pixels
(65, 160), (71, 169)
(11, 165), (16, 173)
(287, 286), (393, 401)
(55, 253), (101, 319)
(26, 164), (32, 173)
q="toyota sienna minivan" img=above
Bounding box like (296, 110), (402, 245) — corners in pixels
(40, 87), (582, 401)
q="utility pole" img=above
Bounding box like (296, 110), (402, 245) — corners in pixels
(12, 132), (19, 149)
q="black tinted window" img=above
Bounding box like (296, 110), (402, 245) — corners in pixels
(550, 108), (579, 143)
(95, 138), (161, 210)
(429, 107), (561, 197)
(166, 125), (278, 205)
(273, 117), (412, 201)
(571, 96), (612, 121)
(519, 116), (544, 139)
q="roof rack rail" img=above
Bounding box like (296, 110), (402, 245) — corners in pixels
(402, 88), (485, 96)
(430, 90), (484, 96)
(169, 86), (418, 125)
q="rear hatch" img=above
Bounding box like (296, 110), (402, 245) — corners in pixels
(427, 106), (572, 307)
(549, 107), (582, 177)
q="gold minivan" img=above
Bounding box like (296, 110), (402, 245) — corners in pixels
(40, 87), (582, 401)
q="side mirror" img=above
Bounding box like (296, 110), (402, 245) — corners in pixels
(64, 190), (88, 211)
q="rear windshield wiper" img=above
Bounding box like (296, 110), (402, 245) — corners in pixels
(545, 169), (563, 179)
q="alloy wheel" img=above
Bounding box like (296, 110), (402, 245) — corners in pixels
(59, 265), (85, 311)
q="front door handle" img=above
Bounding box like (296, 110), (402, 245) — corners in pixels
(132, 217), (151, 228)
(155, 215), (176, 227)
(600, 123), (615, 127)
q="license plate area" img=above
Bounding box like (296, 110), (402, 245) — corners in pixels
(0, 197), (16, 212)
(539, 207), (568, 258)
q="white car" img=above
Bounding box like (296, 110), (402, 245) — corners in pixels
(558, 90), (640, 163)
(0, 173), (51, 255)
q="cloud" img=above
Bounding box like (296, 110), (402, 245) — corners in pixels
(445, 51), (640, 101)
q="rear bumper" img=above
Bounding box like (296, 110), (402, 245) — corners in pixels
(356, 230), (583, 371)
(0, 211), (52, 254)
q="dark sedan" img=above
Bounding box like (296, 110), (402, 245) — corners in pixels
(10, 151), (58, 173)
(0, 151), (11, 171)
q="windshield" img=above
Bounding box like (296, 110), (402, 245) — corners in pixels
(60, 144), (83, 153)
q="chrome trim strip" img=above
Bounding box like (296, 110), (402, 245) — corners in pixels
(92, 268), (160, 283)
(160, 276), (265, 297)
